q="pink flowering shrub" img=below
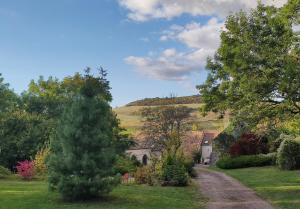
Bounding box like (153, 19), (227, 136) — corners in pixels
(16, 160), (35, 180)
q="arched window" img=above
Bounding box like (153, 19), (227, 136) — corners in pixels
(142, 155), (148, 165)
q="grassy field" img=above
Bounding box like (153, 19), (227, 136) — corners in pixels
(114, 104), (227, 134)
(0, 179), (203, 209)
(216, 166), (300, 209)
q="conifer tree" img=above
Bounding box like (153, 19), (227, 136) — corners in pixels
(47, 68), (120, 200)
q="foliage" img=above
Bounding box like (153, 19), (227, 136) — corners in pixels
(34, 146), (50, 176)
(192, 149), (202, 164)
(0, 165), (11, 179)
(47, 69), (121, 201)
(270, 134), (294, 152)
(281, 116), (300, 136)
(0, 74), (18, 115)
(16, 160), (35, 180)
(277, 137), (300, 170)
(0, 111), (52, 170)
(114, 155), (138, 175)
(216, 153), (276, 169)
(158, 148), (189, 187)
(134, 166), (150, 185)
(229, 133), (269, 157)
(197, 2), (300, 128)
(160, 155), (189, 187)
(213, 128), (236, 157)
(141, 106), (192, 150)
(126, 95), (201, 106)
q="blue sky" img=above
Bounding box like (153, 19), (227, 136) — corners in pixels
(0, 0), (286, 107)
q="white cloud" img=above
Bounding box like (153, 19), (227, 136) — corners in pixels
(121, 0), (287, 82)
(125, 47), (214, 81)
(119, 0), (287, 21)
(125, 18), (222, 81)
(161, 18), (223, 49)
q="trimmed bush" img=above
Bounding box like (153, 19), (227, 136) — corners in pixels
(277, 137), (300, 170)
(216, 153), (276, 169)
(0, 165), (11, 179)
(270, 134), (294, 152)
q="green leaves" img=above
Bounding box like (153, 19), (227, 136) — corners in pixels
(198, 2), (300, 128)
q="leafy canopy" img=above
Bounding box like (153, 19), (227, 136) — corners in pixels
(198, 1), (300, 127)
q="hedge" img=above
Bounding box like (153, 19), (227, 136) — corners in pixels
(216, 153), (276, 169)
(277, 137), (300, 170)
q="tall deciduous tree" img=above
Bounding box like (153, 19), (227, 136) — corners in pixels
(47, 69), (121, 201)
(141, 106), (192, 151)
(198, 2), (300, 127)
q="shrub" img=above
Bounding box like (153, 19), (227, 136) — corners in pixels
(216, 153), (276, 169)
(161, 163), (189, 186)
(229, 133), (269, 157)
(114, 156), (138, 175)
(160, 154), (189, 187)
(134, 166), (149, 185)
(277, 137), (300, 170)
(183, 158), (196, 177)
(16, 160), (35, 180)
(270, 134), (294, 152)
(0, 165), (11, 179)
(34, 146), (50, 176)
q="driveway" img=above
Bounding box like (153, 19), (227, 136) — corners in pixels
(195, 165), (276, 209)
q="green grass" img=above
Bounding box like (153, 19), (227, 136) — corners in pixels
(0, 179), (203, 209)
(216, 166), (300, 209)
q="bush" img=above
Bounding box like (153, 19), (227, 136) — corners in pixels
(216, 153), (276, 169)
(16, 160), (35, 180)
(277, 137), (300, 170)
(134, 166), (149, 184)
(229, 133), (269, 157)
(34, 146), (50, 176)
(0, 165), (11, 179)
(270, 134), (294, 152)
(160, 154), (189, 187)
(161, 163), (189, 186)
(114, 156), (138, 175)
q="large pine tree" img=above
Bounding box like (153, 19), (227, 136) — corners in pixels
(47, 69), (120, 200)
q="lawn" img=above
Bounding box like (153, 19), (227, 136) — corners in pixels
(0, 179), (203, 209)
(216, 166), (300, 209)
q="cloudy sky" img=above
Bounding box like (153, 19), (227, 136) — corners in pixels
(0, 0), (287, 106)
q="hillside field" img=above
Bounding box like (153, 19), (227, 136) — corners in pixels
(114, 103), (228, 135)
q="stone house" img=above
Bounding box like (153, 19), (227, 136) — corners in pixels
(126, 131), (218, 165)
(126, 140), (161, 165)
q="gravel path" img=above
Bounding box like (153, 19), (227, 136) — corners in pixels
(195, 165), (276, 209)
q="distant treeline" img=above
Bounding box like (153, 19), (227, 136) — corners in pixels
(126, 95), (202, 106)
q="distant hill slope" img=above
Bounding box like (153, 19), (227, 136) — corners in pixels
(114, 102), (229, 135)
(126, 95), (201, 106)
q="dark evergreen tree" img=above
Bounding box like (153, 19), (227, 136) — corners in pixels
(47, 69), (120, 201)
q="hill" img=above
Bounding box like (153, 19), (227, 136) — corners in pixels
(114, 100), (229, 135)
(126, 95), (201, 106)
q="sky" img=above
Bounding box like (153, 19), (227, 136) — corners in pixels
(0, 0), (287, 107)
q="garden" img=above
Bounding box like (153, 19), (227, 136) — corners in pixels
(0, 70), (203, 208)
